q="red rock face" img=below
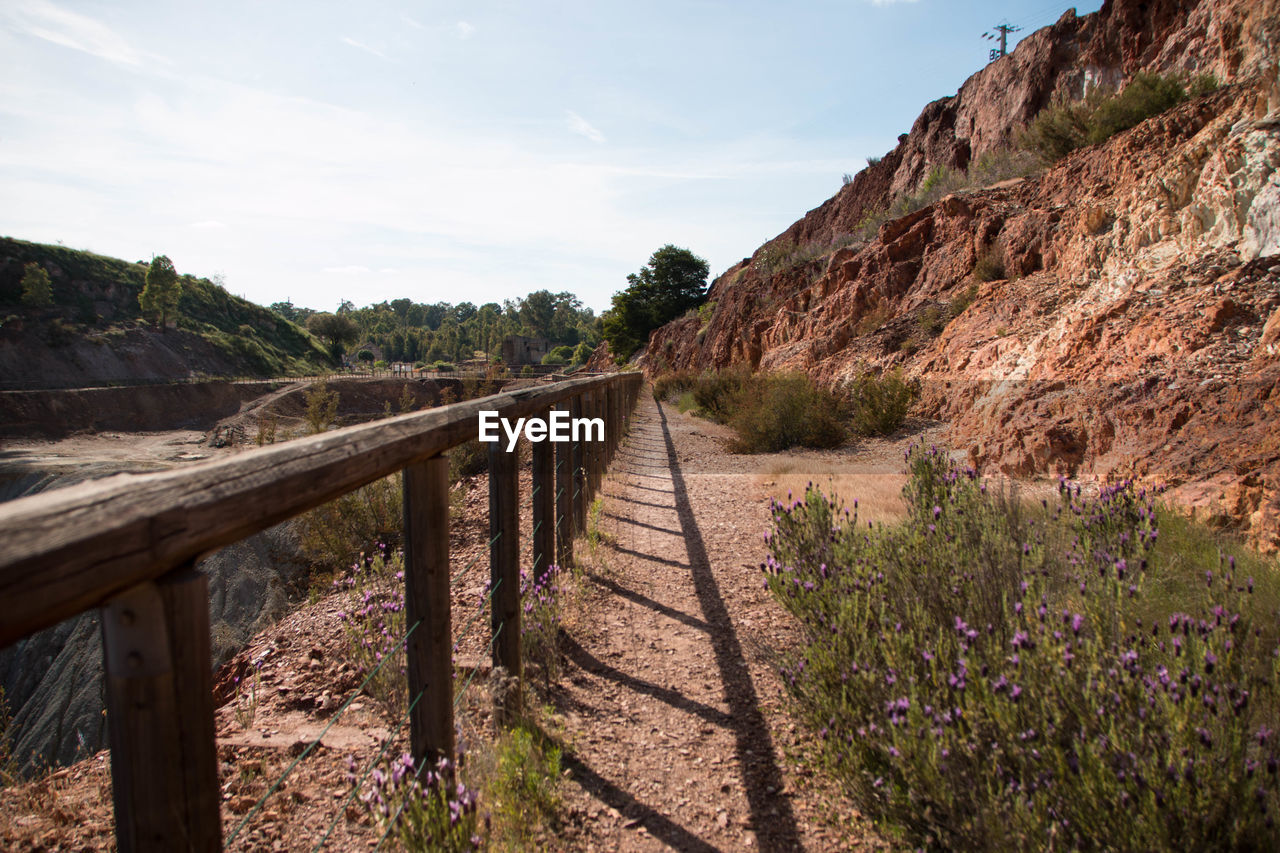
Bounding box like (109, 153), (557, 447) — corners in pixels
(645, 0), (1280, 550)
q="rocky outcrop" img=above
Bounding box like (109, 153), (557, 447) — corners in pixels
(646, 0), (1280, 550)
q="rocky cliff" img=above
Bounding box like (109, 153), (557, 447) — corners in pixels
(645, 0), (1280, 551)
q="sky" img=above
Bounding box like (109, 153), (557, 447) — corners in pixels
(0, 0), (1103, 314)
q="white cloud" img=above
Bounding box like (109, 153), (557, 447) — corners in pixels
(341, 36), (387, 59)
(323, 265), (373, 275)
(188, 220), (228, 230)
(452, 21), (475, 40)
(566, 111), (606, 144)
(2, 0), (145, 66)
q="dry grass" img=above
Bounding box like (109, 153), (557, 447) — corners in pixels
(759, 470), (908, 526)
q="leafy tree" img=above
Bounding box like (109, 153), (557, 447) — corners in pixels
(602, 244), (709, 363)
(269, 299), (314, 325)
(20, 262), (52, 309)
(139, 254), (182, 330)
(307, 312), (359, 363)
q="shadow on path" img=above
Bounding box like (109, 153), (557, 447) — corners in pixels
(655, 400), (802, 851)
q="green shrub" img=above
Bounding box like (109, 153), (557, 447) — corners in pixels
(855, 303), (894, 336)
(1023, 72), (1191, 163)
(973, 244), (1006, 282)
(448, 439), (488, 481)
(304, 381), (339, 434)
(765, 448), (1280, 851)
(1188, 73), (1220, 98)
(432, 360), (455, 372)
(917, 305), (946, 337)
(297, 473), (403, 572)
(949, 282), (979, 318)
(482, 724), (562, 847)
(652, 369), (699, 403)
(847, 370), (916, 436)
(728, 373), (848, 453)
(691, 368), (751, 424)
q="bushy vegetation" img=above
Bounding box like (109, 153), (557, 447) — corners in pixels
(0, 236), (331, 376)
(354, 749), (481, 851)
(1022, 72), (1214, 163)
(481, 724), (563, 849)
(19, 262), (51, 309)
(765, 446), (1280, 850)
(656, 368), (916, 452)
(972, 243), (1007, 282)
(847, 370), (917, 437)
(728, 373), (849, 453)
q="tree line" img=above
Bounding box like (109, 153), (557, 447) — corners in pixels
(274, 290), (601, 366)
(270, 243), (711, 367)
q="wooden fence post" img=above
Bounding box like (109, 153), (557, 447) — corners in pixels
(555, 426), (574, 569)
(488, 441), (522, 722)
(403, 455), (453, 769)
(570, 394), (587, 535)
(101, 566), (220, 853)
(532, 410), (556, 582)
(592, 387), (602, 489)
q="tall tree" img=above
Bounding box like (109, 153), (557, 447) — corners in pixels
(20, 262), (52, 309)
(139, 254), (181, 330)
(601, 244), (709, 363)
(307, 312), (359, 363)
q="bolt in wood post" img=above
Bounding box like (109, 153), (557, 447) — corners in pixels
(101, 565), (220, 853)
(555, 427), (574, 569)
(532, 412), (556, 582)
(488, 441), (522, 722)
(403, 455), (453, 770)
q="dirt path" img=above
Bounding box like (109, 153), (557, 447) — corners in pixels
(552, 394), (929, 851)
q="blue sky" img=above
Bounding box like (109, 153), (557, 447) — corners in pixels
(0, 1), (1101, 313)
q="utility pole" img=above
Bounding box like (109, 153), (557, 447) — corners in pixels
(983, 22), (1021, 62)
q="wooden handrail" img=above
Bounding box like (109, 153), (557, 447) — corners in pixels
(0, 372), (634, 650)
(0, 370), (642, 852)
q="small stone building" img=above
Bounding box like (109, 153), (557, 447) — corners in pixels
(501, 335), (550, 366)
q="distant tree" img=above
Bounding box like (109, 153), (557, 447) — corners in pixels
(572, 341), (595, 365)
(356, 349), (374, 364)
(139, 255), (181, 330)
(601, 244), (709, 363)
(307, 312), (359, 363)
(20, 262), (52, 309)
(269, 299), (312, 323)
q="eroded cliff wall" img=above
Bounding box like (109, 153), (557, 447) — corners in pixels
(646, 0), (1280, 550)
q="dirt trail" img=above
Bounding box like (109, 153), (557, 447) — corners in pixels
(554, 394), (922, 851)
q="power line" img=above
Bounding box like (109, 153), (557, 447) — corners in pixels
(982, 22), (1023, 62)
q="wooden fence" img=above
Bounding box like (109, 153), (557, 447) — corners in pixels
(0, 371), (643, 851)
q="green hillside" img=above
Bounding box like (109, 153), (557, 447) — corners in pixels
(0, 236), (330, 381)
